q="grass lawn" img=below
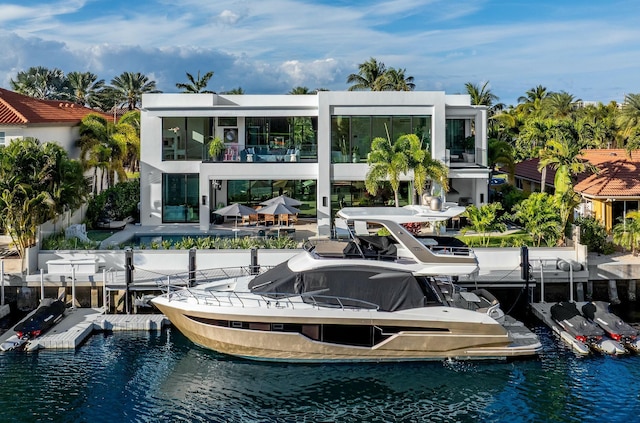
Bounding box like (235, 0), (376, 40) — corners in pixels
(457, 230), (533, 247)
(87, 230), (119, 242)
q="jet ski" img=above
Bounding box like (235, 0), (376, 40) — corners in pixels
(582, 301), (640, 353)
(550, 301), (626, 355)
(13, 298), (66, 339)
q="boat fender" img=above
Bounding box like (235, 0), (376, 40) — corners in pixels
(596, 339), (626, 355)
(473, 289), (499, 305)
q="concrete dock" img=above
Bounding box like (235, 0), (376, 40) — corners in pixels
(0, 307), (170, 351)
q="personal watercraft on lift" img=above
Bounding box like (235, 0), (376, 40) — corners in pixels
(550, 301), (626, 355)
(13, 298), (66, 339)
(581, 301), (640, 353)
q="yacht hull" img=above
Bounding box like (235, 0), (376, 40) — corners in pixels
(153, 299), (540, 362)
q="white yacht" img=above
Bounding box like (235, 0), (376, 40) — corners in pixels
(152, 206), (542, 362)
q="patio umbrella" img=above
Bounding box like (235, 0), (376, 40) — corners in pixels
(214, 203), (258, 229)
(260, 194), (302, 207)
(257, 202), (300, 226)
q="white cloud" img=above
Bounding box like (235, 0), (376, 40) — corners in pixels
(1, 0), (640, 104)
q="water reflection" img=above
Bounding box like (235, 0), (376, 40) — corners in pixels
(1, 327), (640, 423)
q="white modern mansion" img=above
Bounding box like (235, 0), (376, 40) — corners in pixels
(139, 91), (489, 237)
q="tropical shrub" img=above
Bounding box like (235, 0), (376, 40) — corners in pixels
(85, 179), (140, 228)
(575, 216), (614, 254)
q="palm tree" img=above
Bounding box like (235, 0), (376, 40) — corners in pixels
(516, 117), (553, 161)
(175, 70), (215, 93)
(110, 72), (161, 110)
(547, 91), (580, 118)
(378, 68), (415, 91)
(405, 134), (448, 202)
(365, 126), (410, 207)
(115, 110), (141, 173)
(221, 87), (245, 94)
(465, 81), (499, 108)
(10, 66), (69, 100)
(518, 85), (549, 105)
(612, 211), (640, 255)
(288, 86), (313, 95)
(617, 93), (640, 140)
(488, 138), (515, 184)
(511, 192), (561, 247)
(78, 113), (127, 193)
(66, 71), (106, 108)
(347, 57), (387, 91)
(460, 203), (506, 247)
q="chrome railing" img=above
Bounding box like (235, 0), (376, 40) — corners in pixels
(166, 288), (380, 311)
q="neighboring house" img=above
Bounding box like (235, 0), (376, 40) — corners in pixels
(0, 87), (111, 159)
(512, 149), (640, 231)
(140, 91), (489, 237)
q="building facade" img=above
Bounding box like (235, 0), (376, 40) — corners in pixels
(140, 91), (489, 237)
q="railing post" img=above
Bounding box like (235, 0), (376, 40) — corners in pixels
(250, 248), (260, 275)
(40, 268), (45, 301)
(125, 248), (133, 314)
(539, 260), (545, 303)
(188, 248), (196, 287)
(103, 269), (107, 313)
(71, 266), (76, 309)
(1, 259), (5, 306)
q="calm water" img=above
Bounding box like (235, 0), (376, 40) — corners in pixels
(1, 326), (640, 423)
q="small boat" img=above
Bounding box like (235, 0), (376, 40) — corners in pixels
(152, 205), (542, 362)
(14, 298), (66, 339)
(550, 301), (626, 355)
(581, 301), (640, 353)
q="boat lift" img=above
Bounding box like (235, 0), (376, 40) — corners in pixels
(526, 247), (631, 355)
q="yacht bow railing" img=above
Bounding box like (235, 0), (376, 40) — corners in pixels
(165, 288), (380, 311)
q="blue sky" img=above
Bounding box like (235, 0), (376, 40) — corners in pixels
(1, 0), (638, 106)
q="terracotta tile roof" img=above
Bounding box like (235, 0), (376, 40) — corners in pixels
(513, 149), (640, 198)
(574, 149), (640, 198)
(0, 88), (112, 125)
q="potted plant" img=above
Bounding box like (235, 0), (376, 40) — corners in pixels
(208, 136), (225, 161)
(462, 136), (475, 163)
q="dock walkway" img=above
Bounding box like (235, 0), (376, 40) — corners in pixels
(0, 308), (170, 350)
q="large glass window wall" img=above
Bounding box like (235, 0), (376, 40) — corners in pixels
(331, 181), (410, 215)
(226, 179), (317, 218)
(446, 119), (467, 161)
(331, 115), (431, 163)
(162, 173), (200, 223)
(162, 117), (213, 161)
(245, 117), (317, 162)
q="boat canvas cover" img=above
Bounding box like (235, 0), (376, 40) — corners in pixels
(248, 261), (425, 312)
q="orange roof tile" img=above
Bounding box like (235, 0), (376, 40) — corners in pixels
(513, 149), (640, 198)
(0, 88), (112, 125)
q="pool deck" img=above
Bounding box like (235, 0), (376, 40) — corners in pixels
(99, 219), (319, 248)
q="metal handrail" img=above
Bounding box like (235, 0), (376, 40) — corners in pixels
(166, 289), (380, 311)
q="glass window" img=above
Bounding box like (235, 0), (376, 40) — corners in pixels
(446, 119), (466, 157)
(246, 117), (317, 162)
(331, 116), (350, 163)
(413, 116), (431, 150)
(351, 117), (370, 163)
(218, 117), (237, 126)
(226, 179), (317, 218)
(331, 181), (409, 217)
(331, 115), (432, 163)
(162, 118), (213, 161)
(391, 116), (412, 141)
(372, 116), (392, 140)
(162, 173), (199, 223)
(0, 132), (5, 146)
